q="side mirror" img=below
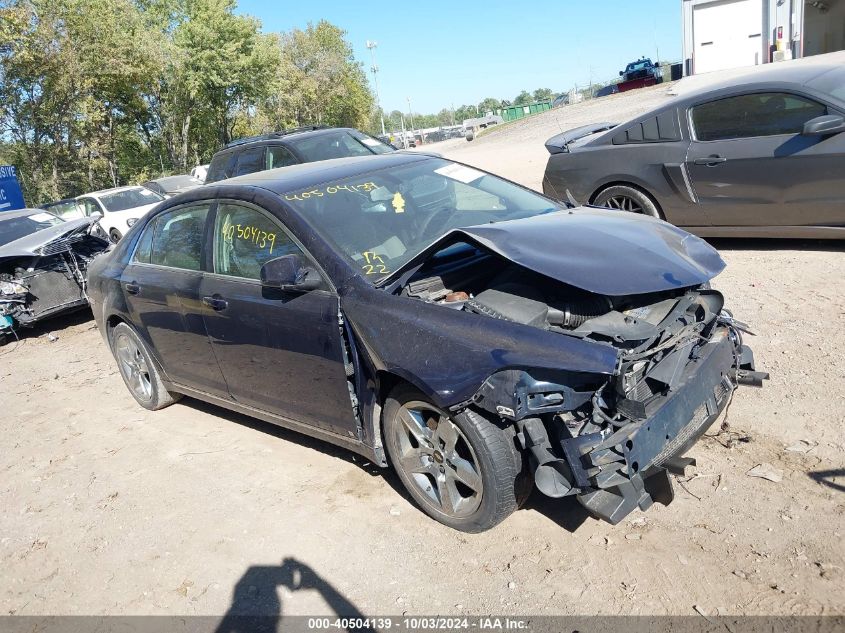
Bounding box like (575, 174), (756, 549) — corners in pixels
(260, 254), (322, 292)
(802, 114), (845, 136)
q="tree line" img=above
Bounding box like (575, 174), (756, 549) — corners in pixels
(373, 88), (558, 133)
(0, 0), (374, 204)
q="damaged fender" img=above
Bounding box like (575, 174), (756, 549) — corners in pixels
(339, 282), (618, 410)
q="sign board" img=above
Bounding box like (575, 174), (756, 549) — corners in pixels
(0, 166), (26, 212)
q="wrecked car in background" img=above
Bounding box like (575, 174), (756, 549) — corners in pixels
(87, 153), (766, 532)
(0, 210), (109, 341)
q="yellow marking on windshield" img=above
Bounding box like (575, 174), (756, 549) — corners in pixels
(392, 192), (405, 213)
(284, 181), (378, 202)
(362, 251), (389, 275)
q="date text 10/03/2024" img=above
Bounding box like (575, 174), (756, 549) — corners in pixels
(306, 617), (529, 631)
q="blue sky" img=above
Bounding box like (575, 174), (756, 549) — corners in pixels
(236, 0), (683, 114)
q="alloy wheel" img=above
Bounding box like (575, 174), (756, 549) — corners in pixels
(114, 333), (152, 402)
(391, 402), (483, 518)
(602, 195), (643, 213)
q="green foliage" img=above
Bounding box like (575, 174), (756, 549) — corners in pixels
(477, 98), (501, 115)
(532, 88), (554, 102)
(254, 20), (373, 133)
(0, 1), (372, 202)
(514, 90), (533, 105)
(453, 105), (477, 124)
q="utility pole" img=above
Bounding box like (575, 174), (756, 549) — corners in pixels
(366, 40), (386, 136)
(400, 114), (408, 149)
(407, 96), (416, 142)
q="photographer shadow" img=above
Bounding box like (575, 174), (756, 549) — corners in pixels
(215, 557), (374, 633)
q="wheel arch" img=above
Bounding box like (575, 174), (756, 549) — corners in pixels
(106, 313), (126, 337)
(105, 315), (171, 383)
(367, 369), (437, 467)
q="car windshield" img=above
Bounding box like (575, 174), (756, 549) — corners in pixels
(99, 187), (163, 212)
(627, 61), (650, 72)
(0, 212), (65, 247)
(281, 157), (562, 281)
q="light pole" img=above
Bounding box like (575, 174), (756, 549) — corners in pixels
(366, 40), (385, 136)
(407, 96), (416, 143)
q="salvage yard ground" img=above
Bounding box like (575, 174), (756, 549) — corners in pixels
(2, 84), (844, 618)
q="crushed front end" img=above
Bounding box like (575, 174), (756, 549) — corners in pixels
(464, 284), (768, 524)
(0, 225), (109, 340)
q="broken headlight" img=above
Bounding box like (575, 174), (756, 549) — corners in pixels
(0, 281), (27, 296)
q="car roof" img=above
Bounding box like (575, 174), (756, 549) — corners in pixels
(220, 127), (356, 153)
(673, 51), (845, 102)
(147, 175), (199, 186)
(215, 152), (434, 195)
(78, 185), (147, 199)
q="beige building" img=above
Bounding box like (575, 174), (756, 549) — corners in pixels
(682, 0), (845, 75)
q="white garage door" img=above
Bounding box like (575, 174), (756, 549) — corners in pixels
(693, 0), (764, 74)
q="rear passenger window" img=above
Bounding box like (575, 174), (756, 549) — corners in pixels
(233, 147), (266, 177)
(206, 152), (237, 183)
(213, 204), (302, 280)
(691, 92), (827, 141)
(147, 205), (209, 271)
(266, 145), (298, 169)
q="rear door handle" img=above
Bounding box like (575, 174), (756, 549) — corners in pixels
(693, 155), (727, 166)
(202, 296), (228, 311)
(125, 282), (140, 295)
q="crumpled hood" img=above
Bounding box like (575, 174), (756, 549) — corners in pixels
(386, 208), (725, 296)
(0, 216), (101, 261)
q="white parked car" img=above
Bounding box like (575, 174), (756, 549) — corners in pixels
(190, 164), (209, 183)
(76, 186), (164, 242)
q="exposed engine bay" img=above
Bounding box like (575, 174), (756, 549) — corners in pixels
(399, 246), (768, 523)
(0, 223), (109, 339)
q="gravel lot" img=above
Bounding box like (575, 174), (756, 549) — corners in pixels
(2, 84), (844, 619)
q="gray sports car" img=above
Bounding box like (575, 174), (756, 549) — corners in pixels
(542, 53), (845, 238)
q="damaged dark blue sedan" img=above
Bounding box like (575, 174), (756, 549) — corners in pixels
(87, 153), (766, 532)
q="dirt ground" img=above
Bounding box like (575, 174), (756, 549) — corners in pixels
(2, 84), (844, 620)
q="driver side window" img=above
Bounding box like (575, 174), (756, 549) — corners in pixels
(691, 92), (827, 141)
(212, 204), (305, 280)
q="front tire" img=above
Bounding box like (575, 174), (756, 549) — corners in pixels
(593, 185), (661, 218)
(383, 384), (528, 532)
(109, 229), (123, 243)
(109, 322), (181, 410)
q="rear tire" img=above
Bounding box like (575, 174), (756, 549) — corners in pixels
(383, 384), (529, 532)
(593, 185), (661, 218)
(109, 322), (181, 410)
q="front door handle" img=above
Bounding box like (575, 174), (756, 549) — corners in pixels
(125, 282), (140, 295)
(202, 295), (228, 311)
(693, 155), (727, 166)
